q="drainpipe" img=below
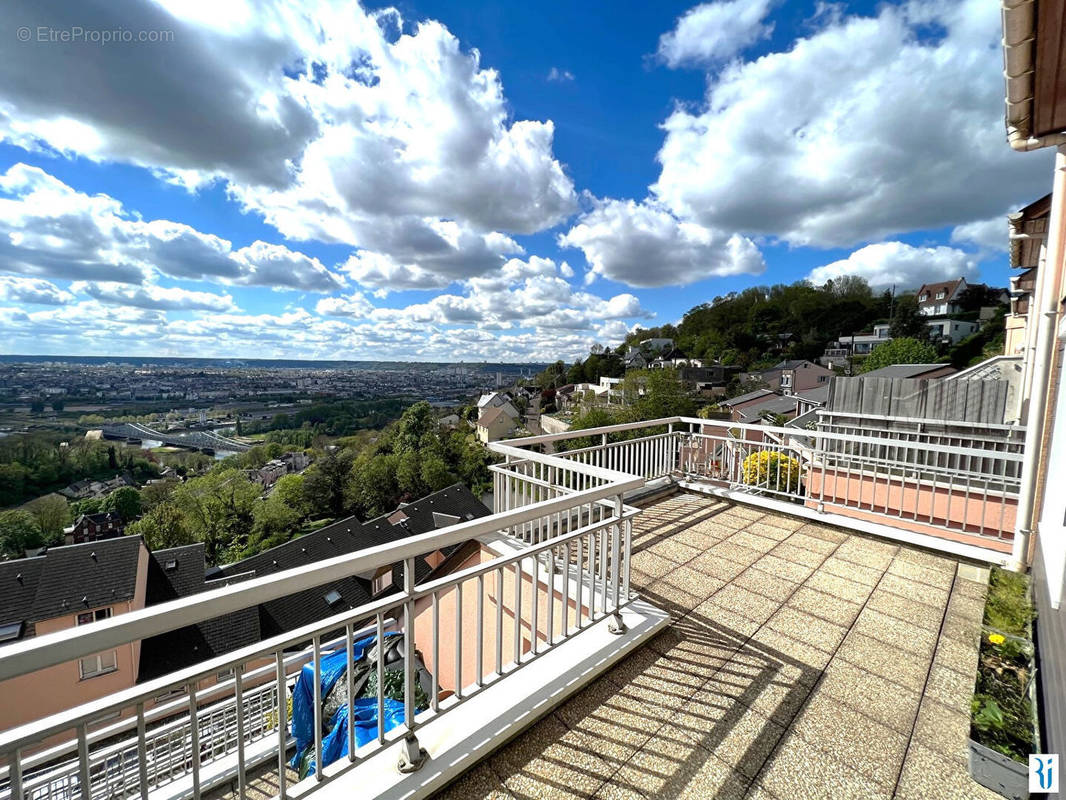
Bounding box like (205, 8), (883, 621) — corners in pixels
(1011, 145), (1066, 570)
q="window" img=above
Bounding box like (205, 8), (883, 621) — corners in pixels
(324, 589), (343, 607)
(0, 621), (23, 643)
(77, 608), (117, 679)
(919, 293), (928, 302)
(80, 650), (118, 679)
(216, 668), (234, 682)
(77, 608), (112, 626)
(372, 566), (394, 596)
(818, 376), (829, 383)
(936, 290), (946, 299)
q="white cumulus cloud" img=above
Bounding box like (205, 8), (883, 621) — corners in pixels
(559, 199), (764, 287)
(658, 0), (776, 67)
(807, 242), (980, 290)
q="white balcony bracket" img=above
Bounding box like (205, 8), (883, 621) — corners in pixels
(608, 611), (627, 635)
(397, 733), (428, 773)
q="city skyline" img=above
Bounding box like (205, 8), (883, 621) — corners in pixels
(0, 0), (1054, 362)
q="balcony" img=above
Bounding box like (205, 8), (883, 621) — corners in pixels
(0, 416), (1019, 800)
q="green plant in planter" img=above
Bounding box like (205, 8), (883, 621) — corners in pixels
(970, 568), (1037, 763)
(983, 568), (1035, 636)
(363, 667), (430, 712)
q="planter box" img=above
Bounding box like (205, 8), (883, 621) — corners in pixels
(969, 739), (1029, 799)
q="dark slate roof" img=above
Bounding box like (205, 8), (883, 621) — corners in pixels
(31, 537), (143, 621)
(0, 557), (45, 628)
(145, 543), (207, 605)
(138, 563), (262, 683)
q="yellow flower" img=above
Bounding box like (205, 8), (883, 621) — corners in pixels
(988, 633), (1006, 645)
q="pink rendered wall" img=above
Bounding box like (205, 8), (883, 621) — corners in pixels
(0, 543), (150, 749)
(414, 543), (581, 699)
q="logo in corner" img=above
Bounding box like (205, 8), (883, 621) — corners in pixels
(1030, 754), (1059, 792)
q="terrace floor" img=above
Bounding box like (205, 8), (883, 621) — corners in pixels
(432, 492), (999, 800)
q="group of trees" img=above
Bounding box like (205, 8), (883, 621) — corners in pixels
(246, 398), (411, 438)
(559, 369), (698, 448)
(0, 435), (159, 508)
(123, 402), (495, 565)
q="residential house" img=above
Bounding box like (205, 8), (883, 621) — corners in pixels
(733, 394), (800, 424)
(749, 360), (834, 396)
(926, 318), (980, 345)
(477, 391), (520, 421)
(476, 405), (517, 443)
(792, 384), (830, 416)
(1001, 1), (1066, 759)
(676, 364), (741, 394)
(916, 277), (968, 316)
(63, 511), (126, 544)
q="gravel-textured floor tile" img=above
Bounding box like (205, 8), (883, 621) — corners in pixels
(758, 730), (894, 800)
(786, 586), (862, 628)
(752, 554), (815, 584)
(817, 658), (921, 734)
(894, 740), (1003, 800)
(837, 631), (930, 690)
(492, 715), (618, 800)
(789, 694), (909, 786)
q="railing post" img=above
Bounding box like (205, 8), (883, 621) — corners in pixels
(608, 494), (627, 634)
(397, 556), (427, 773)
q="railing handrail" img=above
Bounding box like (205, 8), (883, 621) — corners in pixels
(495, 415), (1025, 455)
(814, 408), (1025, 432)
(0, 479), (639, 687)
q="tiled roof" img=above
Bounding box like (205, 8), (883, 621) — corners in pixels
(138, 560), (262, 682)
(145, 543), (206, 604)
(916, 278), (965, 303)
(0, 557), (45, 628)
(30, 537), (143, 621)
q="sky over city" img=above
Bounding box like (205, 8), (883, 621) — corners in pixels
(0, 0), (1056, 361)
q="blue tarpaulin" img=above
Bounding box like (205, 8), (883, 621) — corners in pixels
(289, 633), (406, 777)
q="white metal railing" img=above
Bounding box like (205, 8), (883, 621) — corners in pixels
(2, 623), (390, 800)
(497, 415), (1024, 547)
(0, 452), (643, 800)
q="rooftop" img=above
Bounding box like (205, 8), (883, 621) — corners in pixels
(216, 493), (995, 800)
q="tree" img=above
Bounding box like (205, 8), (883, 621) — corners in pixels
(271, 473), (310, 519)
(888, 294), (929, 339)
(302, 449), (354, 518)
(861, 338), (939, 373)
(103, 486), (142, 520)
(140, 480), (177, 512)
(127, 504), (193, 551)
(24, 494), (71, 541)
(29, 400), (45, 414)
(0, 510), (46, 558)
(50, 398), (65, 412)
(70, 497), (106, 517)
(171, 469), (260, 564)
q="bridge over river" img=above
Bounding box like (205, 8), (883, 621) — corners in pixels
(100, 422), (252, 453)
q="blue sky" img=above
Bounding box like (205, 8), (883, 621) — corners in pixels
(0, 0), (1054, 360)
